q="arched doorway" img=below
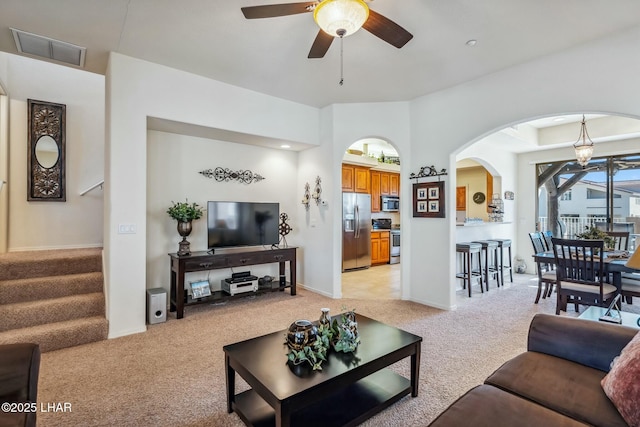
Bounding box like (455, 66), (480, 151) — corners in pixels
(340, 137), (402, 299)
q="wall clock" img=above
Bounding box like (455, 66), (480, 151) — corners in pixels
(473, 192), (486, 204)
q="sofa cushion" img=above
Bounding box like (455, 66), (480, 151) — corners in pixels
(428, 384), (588, 427)
(485, 351), (627, 427)
(601, 331), (640, 427)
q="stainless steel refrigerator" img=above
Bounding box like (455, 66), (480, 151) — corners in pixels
(342, 193), (372, 271)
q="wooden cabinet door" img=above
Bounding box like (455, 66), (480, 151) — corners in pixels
(342, 165), (354, 192)
(379, 232), (390, 263)
(354, 166), (370, 193)
(456, 186), (466, 210)
(370, 171), (381, 212)
(389, 173), (400, 196)
(371, 231), (380, 264)
(380, 173), (390, 195)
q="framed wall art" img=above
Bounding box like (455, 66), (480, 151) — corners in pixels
(27, 99), (66, 201)
(413, 181), (445, 218)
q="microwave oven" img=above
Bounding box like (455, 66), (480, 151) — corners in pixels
(381, 196), (399, 212)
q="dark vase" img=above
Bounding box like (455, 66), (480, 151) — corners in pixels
(176, 220), (193, 256)
(287, 320), (318, 351)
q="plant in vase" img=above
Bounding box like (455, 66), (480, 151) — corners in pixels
(330, 309), (360, 353)
(575, 225), (615, 250)
(167, 199), (203, 256)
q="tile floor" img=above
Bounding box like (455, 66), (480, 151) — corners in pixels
(341, 263), (401, 299)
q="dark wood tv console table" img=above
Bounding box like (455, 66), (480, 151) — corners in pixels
(169, 247), (297, 319)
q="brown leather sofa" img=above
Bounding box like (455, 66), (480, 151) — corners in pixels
(0, 343), (41, 427)
(429, 314), (637, 427)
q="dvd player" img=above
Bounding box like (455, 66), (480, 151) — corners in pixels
(227, 274), (258, 284)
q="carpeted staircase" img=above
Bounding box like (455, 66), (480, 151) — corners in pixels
(0, 248), (108, 352)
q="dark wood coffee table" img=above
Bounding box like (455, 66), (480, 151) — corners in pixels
(224, 313), (422, 427)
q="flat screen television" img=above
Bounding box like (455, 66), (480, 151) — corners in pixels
(207, 201), (279, 249)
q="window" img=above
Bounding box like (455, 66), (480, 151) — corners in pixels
(560, 190), (572, 201)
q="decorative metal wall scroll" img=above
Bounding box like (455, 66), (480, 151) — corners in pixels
(413, 181), (445, 218)
(301, 182), (311, 210)
(312, 176), (322, 205)
(27, 99), (66, 201)
(199, 167), (264, 184)
(278, 213), (292, 247)
(409, 165), (448, 181)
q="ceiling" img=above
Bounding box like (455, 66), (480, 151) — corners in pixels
(2, 1), (640, 108)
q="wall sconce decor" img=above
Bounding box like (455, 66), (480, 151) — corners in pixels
(312, 176), (322, 205)
(301, 182), (311, 210)
(278, 212), (293, 247)
(27, 99), (66, 201)
(199, 167), (264, 184)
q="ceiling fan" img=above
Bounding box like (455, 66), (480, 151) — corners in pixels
(241, 0), (413, 59)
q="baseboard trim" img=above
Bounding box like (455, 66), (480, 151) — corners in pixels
(408, 296), (456, 311)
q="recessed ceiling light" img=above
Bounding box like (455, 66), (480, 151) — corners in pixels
(280, 144), (291, 149)
(466, 39), (477, 47)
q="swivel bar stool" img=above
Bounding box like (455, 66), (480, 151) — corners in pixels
(456, 242), (483, 297)
(488, 238), (513, 285)
(472, 240), (501, 290)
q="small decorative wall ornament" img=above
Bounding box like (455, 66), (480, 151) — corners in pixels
(409, 165), (448, 181)
(278, 213), (293, 247)
(312, 176), (322, 205)
(301, 182), (311, 210)
(199, 167), (264, 184)
(504, 191), (515, 200)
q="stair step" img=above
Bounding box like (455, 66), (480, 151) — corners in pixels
(0, 316), (108, 353)
(0, 272), (104, 304)
(0, 292), (105, 332)
(0, 248), (102, 281)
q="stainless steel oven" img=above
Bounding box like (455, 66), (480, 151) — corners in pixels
(390, 229), (400, 264)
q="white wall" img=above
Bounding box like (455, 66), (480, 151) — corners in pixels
(0, 53), (104, 251)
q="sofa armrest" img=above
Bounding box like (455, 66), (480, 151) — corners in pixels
(527, 313), (637, 372)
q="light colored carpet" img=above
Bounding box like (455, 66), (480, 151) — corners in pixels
(36, 274), (639, 426)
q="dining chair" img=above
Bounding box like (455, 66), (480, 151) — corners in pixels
(542, 230), (554, 252)
(529, 232), (556, 303)
(550, 237), (617, 315)
(604, 231), (630, 251)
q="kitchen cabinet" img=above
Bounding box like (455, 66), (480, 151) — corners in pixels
(370, 171), (381, 212)
(380, 173), (390, 195)
(456, 186), (466, 210)
(342, 165), (370, 193)
(371, 230), (390, 265)
(389, 174), (400, 196)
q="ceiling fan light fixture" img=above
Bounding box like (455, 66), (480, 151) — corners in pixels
(314, 0), (369, 37)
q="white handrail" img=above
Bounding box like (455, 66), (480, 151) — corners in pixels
(80, 180), (104, 196)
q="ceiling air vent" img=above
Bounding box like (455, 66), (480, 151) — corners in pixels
(11, 28), (86, 67)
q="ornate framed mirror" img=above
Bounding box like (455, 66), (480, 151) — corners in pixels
(27, 99), (66, 201)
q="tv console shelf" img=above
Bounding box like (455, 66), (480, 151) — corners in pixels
(169, 247), (297, 319)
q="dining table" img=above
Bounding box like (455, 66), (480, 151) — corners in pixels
(533, 250), (639, 294)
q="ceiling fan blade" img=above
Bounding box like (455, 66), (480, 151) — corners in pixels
(241, 2), (317, 19)
(308, 30), (334, 58)
(362, 9), (413, 49)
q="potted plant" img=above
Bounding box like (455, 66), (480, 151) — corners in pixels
(575, 225), (615, 250)
(167, 200), (203, 256)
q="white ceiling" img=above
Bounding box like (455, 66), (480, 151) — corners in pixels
(2, 1), (640, 108)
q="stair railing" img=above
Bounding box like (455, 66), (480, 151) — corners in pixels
(80, 180), (104, 196)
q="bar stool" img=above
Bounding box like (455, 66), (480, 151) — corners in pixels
(488, 238), (513, 285)
(456, 242), (483, 297)
(472, 240), (501, 290)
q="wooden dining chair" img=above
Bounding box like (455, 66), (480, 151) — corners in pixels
(550, 237), (617, 315)
(529, 232), (556, 303)
(604, 231), (630, 251)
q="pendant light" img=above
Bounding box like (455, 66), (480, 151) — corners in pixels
(573, 115), (595, 167)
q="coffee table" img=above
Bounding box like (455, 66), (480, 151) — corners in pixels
(224, 313), (422, 427)
(578, 306), (640, 329)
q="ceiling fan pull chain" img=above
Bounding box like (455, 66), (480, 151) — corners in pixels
(338, 28), (346, 86)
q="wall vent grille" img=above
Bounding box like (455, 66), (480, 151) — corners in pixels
(11, 28), (86, 67)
